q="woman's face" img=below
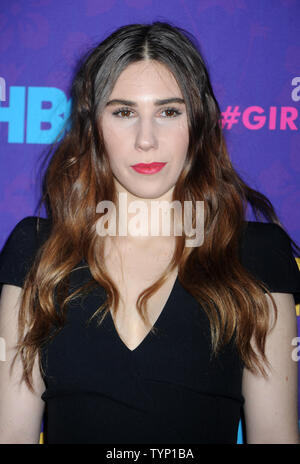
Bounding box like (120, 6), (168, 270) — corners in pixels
(99, 60), (189, 201)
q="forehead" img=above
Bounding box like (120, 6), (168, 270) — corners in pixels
(109, 60), (182, 97)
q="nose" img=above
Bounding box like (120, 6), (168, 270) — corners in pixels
(134, 117), (158, 152)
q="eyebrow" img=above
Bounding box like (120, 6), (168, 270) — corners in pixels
(106, 98), (185, 107)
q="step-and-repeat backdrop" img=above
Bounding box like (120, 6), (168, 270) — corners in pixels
(0, 0), (299, 444)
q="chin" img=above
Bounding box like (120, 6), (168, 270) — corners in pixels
(129, 190), (167, 200)
(114, 178), (173, 200)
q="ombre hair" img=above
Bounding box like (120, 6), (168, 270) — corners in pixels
(12, 21), (300, 391)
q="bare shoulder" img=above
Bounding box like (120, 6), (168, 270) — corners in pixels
(0, 284), (45, 443)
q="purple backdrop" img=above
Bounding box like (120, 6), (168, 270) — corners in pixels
(0, 0), (299, 441)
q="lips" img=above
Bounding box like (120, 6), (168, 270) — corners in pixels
(131, 162), (167, 175)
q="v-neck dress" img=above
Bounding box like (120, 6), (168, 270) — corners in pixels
(0, 216), (299, 444)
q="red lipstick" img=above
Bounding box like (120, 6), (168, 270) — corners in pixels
(131, 162), (167, 175)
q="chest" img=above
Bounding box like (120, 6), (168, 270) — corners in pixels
(103, 238), (178, 351)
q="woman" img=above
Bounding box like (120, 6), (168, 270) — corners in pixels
(0, 21), (299, 444)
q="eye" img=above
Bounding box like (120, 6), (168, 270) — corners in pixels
(161, 108), (182, 118)
(112, 107), (134, 118)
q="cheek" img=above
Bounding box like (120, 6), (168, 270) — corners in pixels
(102, 125), (128, 162)
(170, 129), (189, 161)
(102, 124), (119, 147)
(168, 117), (189, 143)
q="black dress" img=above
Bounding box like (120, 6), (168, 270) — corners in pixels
(0, 216), (299, 444)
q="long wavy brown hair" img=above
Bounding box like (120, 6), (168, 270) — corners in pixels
(11, 21), (300, 392)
